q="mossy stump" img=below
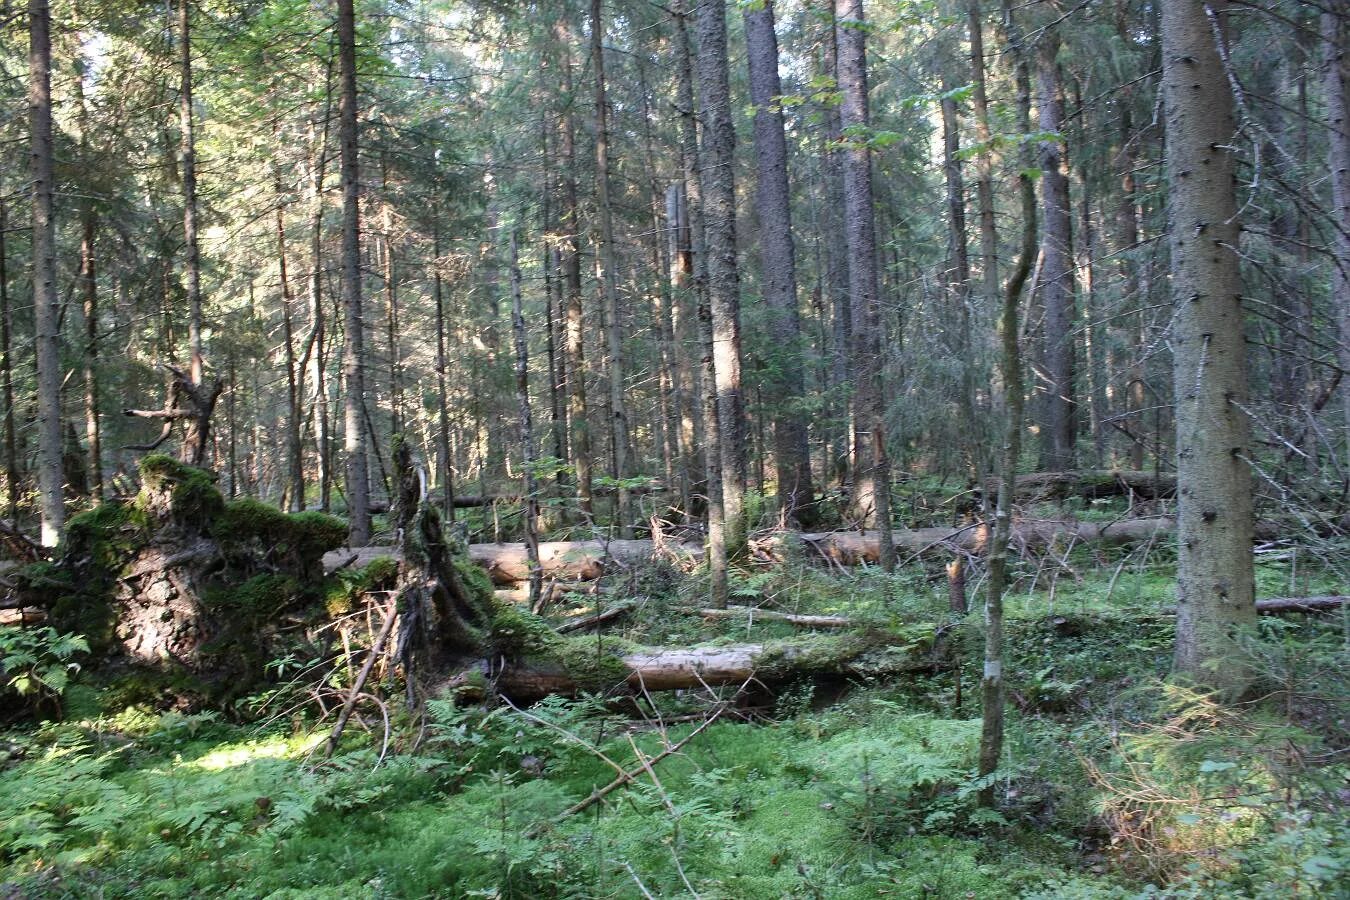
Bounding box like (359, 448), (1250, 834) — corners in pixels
(52, 455), (348, 695)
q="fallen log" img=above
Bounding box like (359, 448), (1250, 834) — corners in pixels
(787, 518), (1177, 567)
(693, 606), (855, 629)
(467, 538), (702, 586)
(982, 470), (1176, 501)
(324, 518), (1285, 585)
(555, 600), (638, 633)
(1254, 595), (1345, 614)
(486, 630), (945, 701)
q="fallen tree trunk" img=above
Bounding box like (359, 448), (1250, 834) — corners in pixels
(327, 518), (1179, 585)
(323, 518), (1293, 586)
(788, 518), (1178, 567)
(478, 630), (946, 702)
(982, 470), (1176, 501)
(693, 606), (855, 629)
(1253, 595), (1345, 614)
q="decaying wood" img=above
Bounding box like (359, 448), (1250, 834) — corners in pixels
(554, 599), (637, 633)
(693, 606), (854, 628)
(324, 518), (1185, 585)
(0, 520), (43, 563)
(981, 470), (1176, 500)
(489, 633), (943, 701)
(1252, 595), (1345, 614)
(325, 595), (397, 758)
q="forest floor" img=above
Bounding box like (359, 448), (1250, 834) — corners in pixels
(1, 500), (1346, 899)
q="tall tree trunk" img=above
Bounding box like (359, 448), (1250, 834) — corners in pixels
(75, 46), (102, 503)
(1162, 0), (1255, 694)
(744, 0), (816, 526)
(672, 0), (726, 605)
(940, 66), (978, 478)
(590, 0), (634, 538)
(432, 206), (456, 524)
(276, 160), (305, 511)
(0, 196), (19, 521)
(1113, 98), (1147, 470)
(969, 0), (999, 384)
(180, 0), (203, 392)
(664, 183), (697, 521)
(1034, 35), (1077, 472)
(1324, 8), (1350, 460)
(637, 52), (684, 523)
(980, 0), (1037, 806)
(556, 20), (594, 522)
(821, 1), (852, 481)
(80, 197), (103, 504)
(338, 0), (371, 545)
(382, 193), (402, 436)
(307, 111), (332, 512)
(510, 233), (543, 609)
(30, 0), (63, 545)
(697, 0), (748, 562)
(836, 0), (894, 570)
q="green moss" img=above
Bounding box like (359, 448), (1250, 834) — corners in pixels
(453, 555), (495, 609)
(137, 454), (223, 521)
(488, 601), (637, 692)
(287, 511), (349, 557)
(218, 497), (289, 537)
(202, 574), (301, 618)
(324, 557), (398, 617)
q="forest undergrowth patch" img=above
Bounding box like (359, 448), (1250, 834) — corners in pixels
(1, 553), (1344, 899)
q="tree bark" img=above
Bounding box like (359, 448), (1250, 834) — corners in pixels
(697, 0), (748, 567)
(338, 0), (372, 545)
(836, 0), (895, 570)
(673, 0), (727, 607)
(981, 0), (1038, 806)
(1323, 8), (1350, 459)
(590, 0), (635, 538)
(1162, 0), (1255, 694)
(1034, 34), (1078, 472)
(275, 153), (305, 511)
(30, 0), (63, 546)
(939, 61), (978, 480)
(0, 196), (18, 521)
(509, 233), (543, 610)
(556, 20), (594, 521)
(432, 206), (456, 524)
(744, 0), (816, 526)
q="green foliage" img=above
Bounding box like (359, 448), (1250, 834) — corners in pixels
(0, 626), (89, 718)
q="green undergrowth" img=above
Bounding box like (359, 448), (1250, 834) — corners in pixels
(2, 545), (1344, 898)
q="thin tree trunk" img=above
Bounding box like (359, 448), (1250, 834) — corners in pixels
(0, 196), (18, 521)
(556, 20), (594, 522)
(276, 157), (305, 511)
(382, 196), (402, 435)
(940, 66), (978, 478)
(30, 0), (63, 545)
(1163, 0), (1255, 693)
(1324, 8), (1350, 459)
(836, 0), (894, 570)
(307, 112), (333, 512)
(75, 47), (103, 503)
(338, 0), (371, 545)
(744, 0), (816, 526)
(822, 1), (852, 480)
(980, 0), (1037, 807)
(697, 0), (748, 562)
(1034, 35), (1077, 472)
(432, 206), (456, 524)
(590, 0), (634, 538)
(510, 233), (543, 609)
